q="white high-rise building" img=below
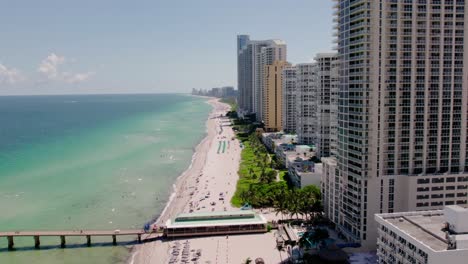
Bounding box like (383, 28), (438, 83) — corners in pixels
(329, 59), (340, 158)
(237, 35), (286, 121)
(282, 65), (297, 133)
(325, 0), (468, 250)
(295, 54), (338, 158)
(315, 53), (338, 158)
(296, 63), (317, 145)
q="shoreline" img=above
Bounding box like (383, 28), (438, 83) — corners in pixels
(128, 97), (232, 263)
(152, 97), (220, 226)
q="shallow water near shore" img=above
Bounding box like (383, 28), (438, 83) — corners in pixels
(0, 94), (211, 263)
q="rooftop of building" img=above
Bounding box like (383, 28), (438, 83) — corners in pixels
(290, 162), (323, 176)
(165, 210), (267, 229)
(321, 157), (337, 166)
(385, 212), (448, 251)
(262, 132), (298, 146)
(315, 52), (338, 59)
(376, 206), (468, 252)
(285, 149), (315, 163)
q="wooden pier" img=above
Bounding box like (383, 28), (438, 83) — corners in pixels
(0, 229), (150, 250)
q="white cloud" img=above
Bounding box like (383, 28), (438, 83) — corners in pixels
(38, 53), (94, 84)
(0, 63), (24, 84)
(38, 53), (65, 80)
(63, 71), (94, 84)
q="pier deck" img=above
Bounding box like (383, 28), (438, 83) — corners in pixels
(0, 229), (145, 237)
(0, 229), (152, 250)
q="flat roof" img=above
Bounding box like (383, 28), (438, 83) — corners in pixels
(377, 208), (468, 252)
(385, 213), (448, 251)
(175, 210), (256, 220)
(321, 157), (337, 166)
(166, 210), (267, 229)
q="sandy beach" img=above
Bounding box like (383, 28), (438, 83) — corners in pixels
(130, 98), (283, 264)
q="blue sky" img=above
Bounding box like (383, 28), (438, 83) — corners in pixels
(0, 0), (334, 95)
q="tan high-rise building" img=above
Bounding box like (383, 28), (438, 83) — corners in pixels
(263, 61), (290, 132)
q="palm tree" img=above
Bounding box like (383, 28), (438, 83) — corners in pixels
(273, 187), (290, 221)
(248, 167), (255, 179)
(270, 159), (277, 169)
(287, 190), (302, 219)
(239, 190), (250, 205)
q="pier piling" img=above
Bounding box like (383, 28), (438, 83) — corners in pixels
(112, 235), (117, 245)
(138, 234), (142, 243)
(7, 236), (14, 250)
(34, 236), (40, 249)
(86, 235), (91, 246)
(60, 236), (66, 248)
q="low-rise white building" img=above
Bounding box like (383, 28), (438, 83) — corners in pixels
(288, 157), (322, 188)
(261, 132), (284, 152)
(375, 206), (468, 264)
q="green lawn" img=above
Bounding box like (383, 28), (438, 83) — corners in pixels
(231, 135), (284, 207)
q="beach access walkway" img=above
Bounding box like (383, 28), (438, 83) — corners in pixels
(0, 229), (158, 250)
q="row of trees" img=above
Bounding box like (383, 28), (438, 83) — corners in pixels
(246, 133), (278, 184)
(231, 115), (323, 221)
(240, 183), (322, 221)
(232, 131), (281, 206)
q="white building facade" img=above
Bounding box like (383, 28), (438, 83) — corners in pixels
(328, 0), (468, 249)
(296, 63), (317, 146)
(282, 65), (297, 133)
(321, 157), (340, 226)
(315, 53), (338, 158)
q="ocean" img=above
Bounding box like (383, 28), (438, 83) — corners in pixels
(0, 94), (211, 263)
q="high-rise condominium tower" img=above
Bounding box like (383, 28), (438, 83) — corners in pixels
(296, 63), (317, 145)
(329, 0), (468, 249)
(237, 35), (287, 120)
(237, 35), (251, 114)
(295, 56), (338, 158)
(282, 65), (298, 133)
(263, 60), (290, 132)
(315, 53), (338, 158)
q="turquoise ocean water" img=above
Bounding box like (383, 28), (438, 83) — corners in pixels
(0, 94), (211, 263)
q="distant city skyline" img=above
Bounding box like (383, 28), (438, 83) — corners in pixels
(0, 0), (334, 95)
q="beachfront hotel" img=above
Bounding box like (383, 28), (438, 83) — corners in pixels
(375, 206), (468, 264)
(321, 0), (468, 250)
(237, 35), (287, 121)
